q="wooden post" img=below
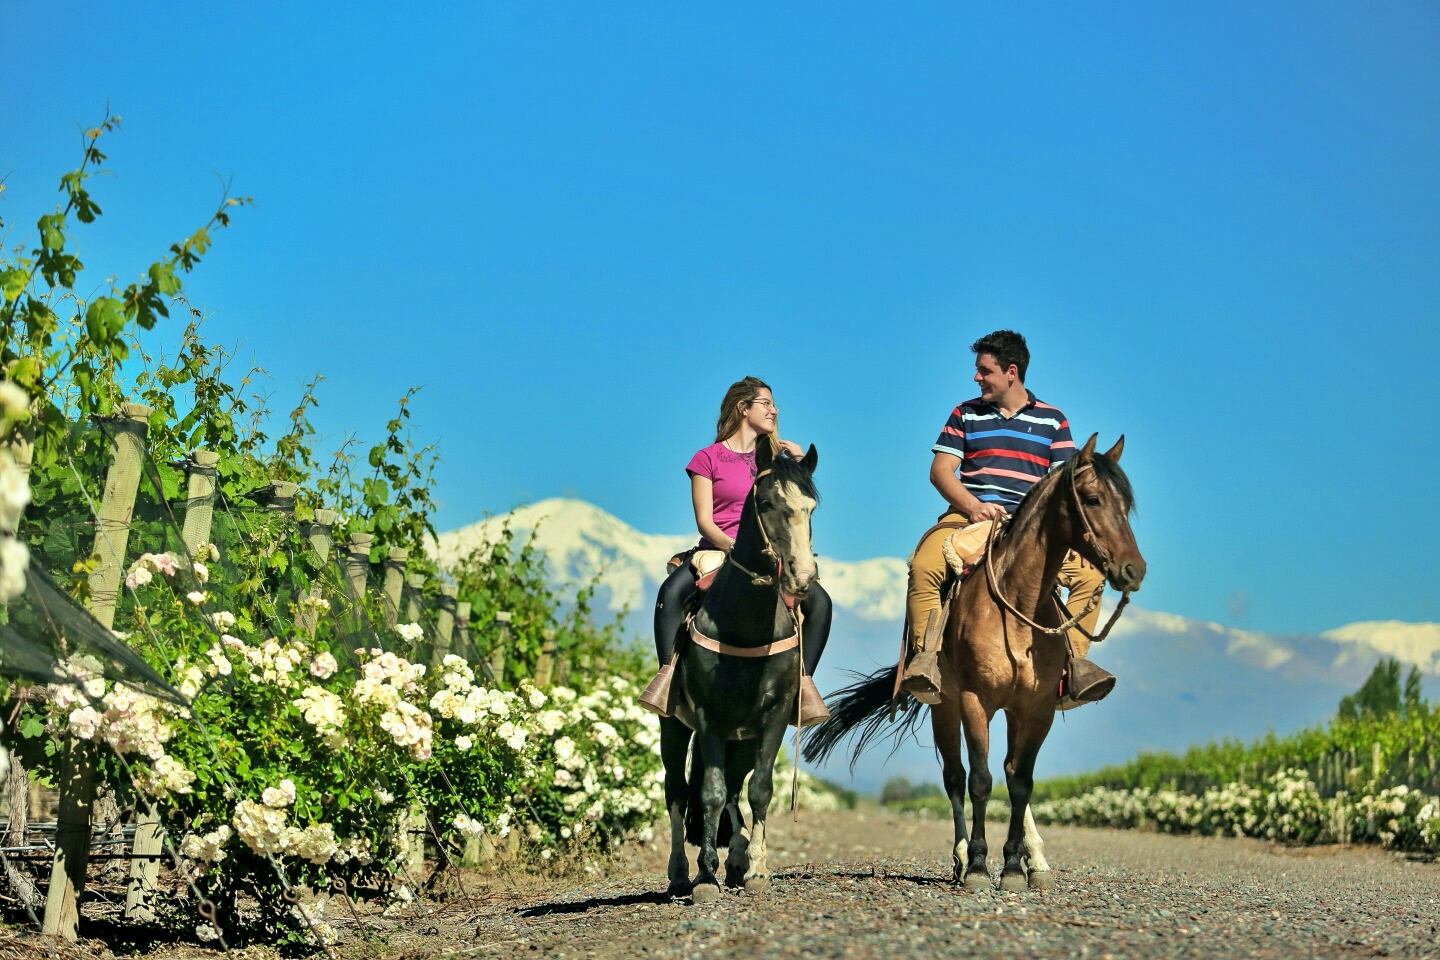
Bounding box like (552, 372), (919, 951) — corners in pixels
(455, 601), (472, 660)
(266, 479), (298, 514)
(1371, 742), (1383, 784)
(343, 533), (372, 632)
(44, 402), (149, 940)
(534, 629), (557, 688)
(404, 572), (426, 624)
(297, 508), (336, 635)
(179, 449), (220, 555)
(125, 452), (217, 921)
(432, 585), (457, 667)
(489, 611), (511, 685)
(381, 548), (408, 628)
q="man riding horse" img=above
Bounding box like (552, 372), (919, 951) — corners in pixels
(899, 329), (1115, 707)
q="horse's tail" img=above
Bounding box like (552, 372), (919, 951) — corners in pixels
(801, 665), (926, 769)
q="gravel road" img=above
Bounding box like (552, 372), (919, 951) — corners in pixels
(360, 809), (1439, 960)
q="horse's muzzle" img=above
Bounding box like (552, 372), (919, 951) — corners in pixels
(1106, 558), (1146, 593)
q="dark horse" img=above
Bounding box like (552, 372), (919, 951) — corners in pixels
(661, 440), (819, 903)
(805, 435), (1145, 892)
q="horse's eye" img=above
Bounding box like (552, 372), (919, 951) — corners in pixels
(1083, 495), (1102, 507)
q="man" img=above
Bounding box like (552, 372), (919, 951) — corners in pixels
(899, 329), (1113, 707)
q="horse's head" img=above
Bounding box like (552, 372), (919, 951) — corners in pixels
(752, 441), (820, 598)
(1067, 434), (1146, 593)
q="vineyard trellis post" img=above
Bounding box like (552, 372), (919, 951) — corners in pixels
(431, 584), (457, 668)
(455, 600), (472, 661)
(535, 629), (558, 688)
(489, 610), (511, 684)
(381, 548), (408, 627)
(123, 446), (220, 922)
(404, 572), (425, 624)
(343, 533), (373, 632)
(44, 402), (150, 941)
(299, 508), (337, 634)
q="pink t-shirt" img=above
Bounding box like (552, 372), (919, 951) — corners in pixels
(686, 442), (758, 549)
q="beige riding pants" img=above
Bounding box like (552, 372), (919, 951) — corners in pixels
(905, 511), (1106, 657)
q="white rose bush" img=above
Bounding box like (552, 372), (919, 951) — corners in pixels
(12, 552), (668, 945)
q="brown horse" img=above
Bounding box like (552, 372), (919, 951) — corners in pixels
(804, 434), (1145, 892)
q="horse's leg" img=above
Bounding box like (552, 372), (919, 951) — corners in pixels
(723, 740), (758, 887)
(930, 692), (969, 883)
(741, 709), (789, 895)
(1021, 804), (1053, 892)
(660, 718), (694, 896)
(958, 692), (994, 891)
(999, 707), (1056, 893)
(690, 726), (728, 903)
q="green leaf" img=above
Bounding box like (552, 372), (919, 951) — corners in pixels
(19, 715), (43, 739)
(148, 261), (181, 295)
(0, 267), (28, 303)
(84, 297), (126, 344)
(38, 214), (65, 252)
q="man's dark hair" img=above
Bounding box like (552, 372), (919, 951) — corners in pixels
(971, 329), (1030, 381)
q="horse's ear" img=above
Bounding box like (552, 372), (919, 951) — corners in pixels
(1103, 435), (1125, 463)
(755, 438), (775, 473)
(801, 444), (818, 474)
(1078, 433), (1099, 461)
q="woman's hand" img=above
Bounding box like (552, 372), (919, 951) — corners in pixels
(778, 439), (805, 459)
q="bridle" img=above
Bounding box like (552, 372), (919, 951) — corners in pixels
(983, 459), (1132, 644)
(724, 467), (787, 589)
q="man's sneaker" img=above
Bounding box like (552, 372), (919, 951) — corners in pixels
(899, 650), (943, 705)
(1057, 657), (1116, 711)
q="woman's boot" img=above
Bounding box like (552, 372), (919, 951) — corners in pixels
(796, 675), (830, 727)
(639, 656), (678, 717)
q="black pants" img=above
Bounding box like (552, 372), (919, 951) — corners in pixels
(653, 563), (832, 676)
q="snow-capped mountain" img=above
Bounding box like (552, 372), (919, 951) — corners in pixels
(435, 498), (1440, 791)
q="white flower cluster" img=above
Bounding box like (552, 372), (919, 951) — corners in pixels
(47, 654), (194, 798)
(354, 648), (433, 760)
(530, 678), (665, 847)
(231, 783), (340, 865)
(180, 824), (233, 865)
(124, 551), (179, 589)
(292, 685), (347, 748)
(1033, 767), (1440, 853)
(428, 655), (530, 752)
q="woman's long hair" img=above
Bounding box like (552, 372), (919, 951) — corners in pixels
(715, 376), (780, 457)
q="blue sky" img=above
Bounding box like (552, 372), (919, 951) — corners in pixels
(5, 2), (1439, 635)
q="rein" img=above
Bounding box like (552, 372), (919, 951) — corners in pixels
(982, 462), (1131, 641)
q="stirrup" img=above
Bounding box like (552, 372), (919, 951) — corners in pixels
(1057, 656), (1116, 711)
(639, 660), (676, 717)
(793, 675), (830, 728)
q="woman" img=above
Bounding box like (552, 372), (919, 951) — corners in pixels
(639, 376), (832, 726)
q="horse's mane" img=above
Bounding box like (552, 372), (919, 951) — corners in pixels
(764, 450), (819, 502)
(1004, 452), (1135, 534)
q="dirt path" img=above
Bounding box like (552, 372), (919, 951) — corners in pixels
(348, 808), (1439, 959)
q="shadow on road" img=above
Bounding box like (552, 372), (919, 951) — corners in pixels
(520, 889), (676, 918)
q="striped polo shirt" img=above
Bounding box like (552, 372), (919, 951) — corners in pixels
(931, 390), (1076, 513)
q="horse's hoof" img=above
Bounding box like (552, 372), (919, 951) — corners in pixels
(1027, 871), (1054, 893)
(691, 883), (722, 905)
(962, 870), (991, 892)
(745, 875), (771, 895)
(999, 871), (1027, 894)
(667, 878), (693, 898)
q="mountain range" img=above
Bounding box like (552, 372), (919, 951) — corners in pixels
(435, 498), (1440, 793)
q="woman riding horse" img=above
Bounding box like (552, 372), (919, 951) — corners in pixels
(640, 375), (831, 726)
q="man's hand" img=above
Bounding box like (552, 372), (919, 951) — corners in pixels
(967, 501), (1008, 522)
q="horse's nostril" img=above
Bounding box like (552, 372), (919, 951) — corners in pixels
(1122, 561), (1144, 586)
